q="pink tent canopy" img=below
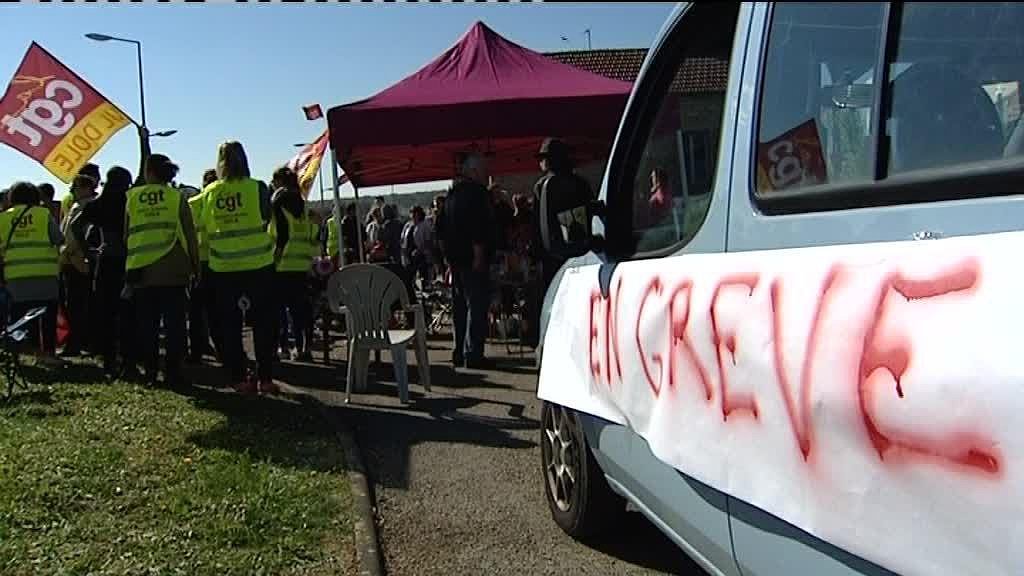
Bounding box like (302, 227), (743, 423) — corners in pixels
(327, 21), (633, 188)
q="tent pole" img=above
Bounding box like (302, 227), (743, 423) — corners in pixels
(329, 146), (346, 268)
(353, 183), (364, 263)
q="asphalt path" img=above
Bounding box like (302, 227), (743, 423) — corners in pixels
(292, 336), (708, 576)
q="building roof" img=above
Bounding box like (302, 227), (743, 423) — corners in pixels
(544, 48), (729, 94)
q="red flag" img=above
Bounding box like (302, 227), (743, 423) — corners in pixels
(0, 42), (131, 183)
(287, 130), (329, 198)
(303, 103), (323, 121)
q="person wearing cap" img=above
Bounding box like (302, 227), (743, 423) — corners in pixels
(125, 154), (199, 389)
(532, 137), (594, 279)
(61, 163), (100, 221)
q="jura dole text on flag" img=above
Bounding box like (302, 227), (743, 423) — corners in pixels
(0, 43), (131, 183)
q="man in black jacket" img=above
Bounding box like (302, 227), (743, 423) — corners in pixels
(438, 151), (495, 369)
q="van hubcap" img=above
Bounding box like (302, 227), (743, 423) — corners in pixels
(543, 404), (577, 512)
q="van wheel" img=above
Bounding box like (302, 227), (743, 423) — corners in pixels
(541, 401), (624, 540)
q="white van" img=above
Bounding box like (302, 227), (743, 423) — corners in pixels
(536, 3), (1024, 576)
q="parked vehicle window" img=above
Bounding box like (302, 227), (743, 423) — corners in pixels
(756, 2), (885, 194)
(624, 6), (737, 254)
(887, 3), (1019, 174)
(756, 2), (1024, 198)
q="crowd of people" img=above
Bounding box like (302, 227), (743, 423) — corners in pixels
(0, 136), (593, 390)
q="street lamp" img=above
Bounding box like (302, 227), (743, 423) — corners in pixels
(86, 33), (152, 184)
(152, 130), (177, 138)
(84, 33), (147, 131)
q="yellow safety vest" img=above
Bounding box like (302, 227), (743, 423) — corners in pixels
(188, 192), (209, 262)
(269, 209), (316, 273)
(60, 195), (73, 221)
(202, 178), (273, 273)
(0, 205), (58, 281)
(326, 216), (339, 258)
(125, 184), (188, 271)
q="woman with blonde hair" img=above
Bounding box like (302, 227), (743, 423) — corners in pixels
(199, 141), (277, 394)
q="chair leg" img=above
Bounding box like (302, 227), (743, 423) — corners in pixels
(415, 335), (431, 392)
(345, 342), (358, 404)
(391, 345), (409, 404)
(356, 348), (370, 393)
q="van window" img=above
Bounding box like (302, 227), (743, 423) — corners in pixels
(887, 3), (1018, 174)
(621, 4), (737, 254)
(756, 2), (884, 193)
(756, 2), (1024, 199)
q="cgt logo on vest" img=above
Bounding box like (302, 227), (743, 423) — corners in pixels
(139, 188), (165, 207)
(16, 213), (34, 229)
(216, 192), (243, 212)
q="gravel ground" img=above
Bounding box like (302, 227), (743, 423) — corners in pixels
(293, 335), (709, 576)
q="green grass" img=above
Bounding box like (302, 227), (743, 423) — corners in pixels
(0, 373), (353, 576)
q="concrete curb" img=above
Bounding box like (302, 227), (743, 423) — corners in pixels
(283, 384), (384, 576)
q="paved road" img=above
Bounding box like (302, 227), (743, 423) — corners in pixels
(295, 336), (708, 576)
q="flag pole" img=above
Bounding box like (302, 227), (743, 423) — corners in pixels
(329, 146), (347, 268)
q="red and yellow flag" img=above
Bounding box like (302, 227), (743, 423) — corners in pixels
(0, 43), (131, 183)
(287, 129), (329, 198)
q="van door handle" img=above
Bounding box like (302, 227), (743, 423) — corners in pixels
(912, 230), (943, 241)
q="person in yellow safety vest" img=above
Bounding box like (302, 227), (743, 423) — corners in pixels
(0, 182), (64, 361)
(125, 154), (199, 389)
(186, 168), (223, 364)
(199, 141), (277, 395)
(268, 166), (317, 363)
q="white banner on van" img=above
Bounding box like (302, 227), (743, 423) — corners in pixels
(537, 231), (1024, 576)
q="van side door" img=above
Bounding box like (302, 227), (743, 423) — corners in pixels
(727, 2), (1024, 575)
(594, 3), (749, 575)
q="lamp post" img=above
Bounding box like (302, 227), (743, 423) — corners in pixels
(85, 33), (151, 183)
(85, 33), (146, 130)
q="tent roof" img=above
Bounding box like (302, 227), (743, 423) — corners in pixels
(327, 21), (632, 188)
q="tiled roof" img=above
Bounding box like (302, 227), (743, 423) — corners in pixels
(544, 48), (647, 84)
(544, 49), (729, 94)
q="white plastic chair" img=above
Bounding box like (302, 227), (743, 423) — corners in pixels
(327, 264), (431, 404)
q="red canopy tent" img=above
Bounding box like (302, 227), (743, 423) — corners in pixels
(326, 21), (633, 188)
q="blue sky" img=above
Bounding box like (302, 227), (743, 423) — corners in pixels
(0, 2), (674, 200)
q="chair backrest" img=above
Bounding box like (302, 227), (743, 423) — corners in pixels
(328, 263), (410, 347)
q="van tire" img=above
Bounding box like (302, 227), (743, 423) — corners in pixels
(541, 401), (625, 540)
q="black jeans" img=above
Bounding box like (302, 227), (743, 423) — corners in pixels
(62, 269), (91, 353)
(135, 285), (187, 385)
(11, 300), (57, 355)
(451, 266), (490, 362)
(188, 264), (221, 360)
(214, 266), (276, 382)
(276, 272), (312, 353)
(94, 264), (126, 371)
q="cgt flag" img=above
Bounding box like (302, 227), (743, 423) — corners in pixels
(0, 43), (131, 183)
(287, 130), (329, 198)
